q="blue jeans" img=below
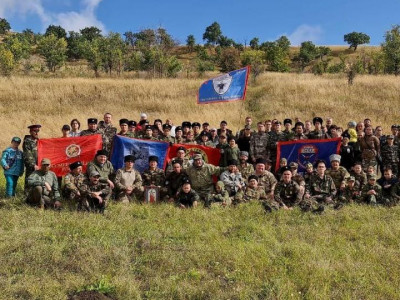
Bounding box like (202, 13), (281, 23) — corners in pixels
(5, 174), (19, 197)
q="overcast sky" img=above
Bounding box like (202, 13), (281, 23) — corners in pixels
(1, 0), (399, 45)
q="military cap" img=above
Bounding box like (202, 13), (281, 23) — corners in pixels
(248, 175), (259, 182)
(28, 124), (42, 129)
(239, 151), (249, 157)
(273, 120), (282, 125)
(244, 125), (251, 130)
(177, 146), (186, 152)
(139, 119), (148, 126)
(62, 124), (71, 131)
(202, 122), (209, 126)
(182, 177), (191, 185)
(95, 149), (108, 157)
(192, 122), (201, 128)
(11, 136), (21, 143)
(391, 124), (398, 129)
(347, 176), (356, 182)
(182, 121), (192, 128)
(128, 120), (137, 127)
(171, 158), (183, 166)
(200, 131), (209, 137)
(41, 158), (51, 165)
(280, 158), (287, 163)
(69, 161), (82, 170)
(193, 154), (203, 160)
(313, 117), (323, 125)
(119, 118), (129, 125)
(281, 166), (291, 172)
(220, 120), (228, 125)
(90, 170), (101, 177)
(124, 155), (135, 162)
(148, 155), (158, 163)
(284, 118), (292, 125)
(255, 158), (267, 164)
(152, 125), (159, 131)
(145, 125), (153, 130)
(87, 118), (98, 124)
(289, 162), (298, 169)
(175, 126), (183, 132)
(162, 124), (172, 130)
(227, 159), (238, 166)
(295, 122), (304, 128)
(305, 163), (313, 169)
(342, 132), (350, 139)
(387, 135), (395, 139)
(329, 154), (341, 162)
(368, 174), (377, 180)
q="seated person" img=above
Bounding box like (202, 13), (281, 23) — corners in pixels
(208, 181), (231, 207)
(78, 171), (111, 213)
(63, 161), (87, 203)
(114, 155), (144, 203)
(220, 159), (245, 197)
(175, 178), (199, 208)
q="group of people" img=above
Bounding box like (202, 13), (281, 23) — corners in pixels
(2, 112), (400, 213)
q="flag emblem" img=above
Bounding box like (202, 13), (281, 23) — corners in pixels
(66, 144), (81, 158)
(213, 73), (232, 95)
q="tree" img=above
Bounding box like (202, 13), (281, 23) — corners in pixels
(37, 34), (67, 72)
(80, 26), (102, 41)
(276, 36), (290, 52)
(67, 31), (85, 59)
(0, 18), (11, 34)
(261, 37), (291, 72)
(81, 38), (103, 77)
(249, 37), (259, 50)
(0, 45), (15, 76)
(218, 35), (234, 48)
(186, 34), (195, 52)
(298, 41), (318, 71)
(344, 32), (370, 51)
(3, 35), (31, 62)
(219, 47), (241, 72)
(241, 49), (265, 80)
(382, 25), (400, 75)
(45, 25), (67, 40)
(99, 32), (126, 75)
(203, 22), (222, 46)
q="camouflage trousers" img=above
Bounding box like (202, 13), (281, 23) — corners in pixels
(362, 158), (377, 172)
(79, 196), (106, 213)
(300, 195), (334, 212)
(26, 186), (61, 209)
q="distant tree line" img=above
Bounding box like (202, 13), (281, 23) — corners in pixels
(0, 17), (400, 78)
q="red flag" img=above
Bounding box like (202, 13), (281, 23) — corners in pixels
(38, 135), (103, 176)
(166, 144), (221, 166)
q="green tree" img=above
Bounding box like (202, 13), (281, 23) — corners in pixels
(344, 32), (370, 51)
(0, 18), (11, 34)
(80, 26), (102, 41)
(219, 47), (241, 72)
(261, 39), (290, 72)
(45, 25), (67, 40)
(276, 36), (290, 52)
(249, 37), (259, 49)
(218, 35), (234, 48)
(0, 45), (15, 76)
(99, 32), (126, 75)
(382, 25), (400, 75)
(81, 38), (103, 77)
(203, 22), (222, 46)
(37, 34), (67, 72)
(186, 34), (196, 52)
(240, 49), (265, 80)
(67, 31), (85, 59)
(298, 41), (318, 71)
(3, 35), (31, 62)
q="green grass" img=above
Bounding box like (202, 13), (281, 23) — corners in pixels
(0, 173), (400, 299)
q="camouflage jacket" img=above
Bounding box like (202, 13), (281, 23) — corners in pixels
(307, 130), (329, 140)
(381, 144), (399, 164)
(176, 189), (200, 207)
(22, 135), (38, 169)
(267, 131), (287, 157)
(186, 163), (221, 191)
(197, 140), (215, 148)
(326, 166), (350, 189)
(340, 186), (361, 203)
(236, 186), (267, 202)
(238, 163), (254, 181)
(98, 122), (117, 153)
(86, 160), (114, 183)
(138, 135), (159, 141)
(361, 183), (382, 203)
(175, 136), (185, 144)
(249, 132), (268, 159)
(114, 168), (143, 191)
(142, 168), (166, 187)
(118, 131), (136, 138)
(78, 181), (111, 201)
(274, 180), (302, 206)
(80, 129), (101, 136)
(165, 157), (191, 176)
(27, 170), (60, 199)
(350, 171), (367, 189)
(63, 172), (87, 194)
(160, 135), (176, 144)
(306, 174), (336, 198)
(255, 170), (277, 193)
(209, 181), (230, 204)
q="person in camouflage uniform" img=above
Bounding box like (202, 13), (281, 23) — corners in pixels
(78, 170), (111, 213)
(338, 176), (361, 203)
(80, 118), (102, 137)
(267, 121), (287, 170)
(274, 167), (302, 209)
(98, 113), (117, 154)
(283, 119), (295, 140)
(128, 120), (137, 136)
(359, 125), (380, 172)
(160, 124), (176, 144)
(325, 154), (350, 199)
(360, 174), (382, 205)
(23, 124), (41, 191)
(208, 181), (231, 207)
(165, 146), (191, 176)
(139, 125), (160, 141)
(377, 168), (398, 206)
(26, 158), (62, 209)
(390, 180), (400, 205)
(289, 162), (305, 198)
(220, 159), (245, 196)
(303, 160), (337, 212)
(292, 122), (308, 140)
(197, 131), (214, 147)
(63, 161), (87, 203)
(217, 134), (229, 166)
(303, 163), (316, 186)
(186, 154), (222, 203)
(249, 122), (268, 164)
(86, 150), (115, 189)
(350, 162), (367, 190)
(252, 158), (277, 199)
(142, 156), (168, 200)
(238, 151), (254, 182)
(308, 117), (329, 140)
(165, 159), (188, 201)
(174, 126), (185, 144)
(234, 175), (267, 203)
(114, 155), (144, 203)
(380, 135), (399, 176)
(118, 119), (135, 138)
(191, 122), (202, 141)
(183, 130), (198, 145)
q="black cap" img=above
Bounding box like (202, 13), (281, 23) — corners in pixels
(28, 124), (42, 129)
(171, 158), (183, 166)
(273, 120), (282, 125)
(202, 122), (209, 126)
(342, 132), (350, 139)
(139, 119), (148, 126)
(177, 146), (186, 152)
(62, 124), (71, 131)
(192, 122), (201, 128)
(154, 119), (162, 125)
(200, 131), (209, 137)
(128, 120), (137, 127)
(69, 161), (82, 170)
(119, 118), (129, 125)
(149, 155), (158, 163)
(281, 166), (291, 172)
(295, 122), (304, 128)
(95, 149), (108, 157)
(248, 175), (258, 182)
(162, 124), (172, 130)
(88, 118), (98, 124)
(227, 159), (238, 166)
(145, 125), (153, 130)
(284, 119), (292, 125)
(175, 126), (183, 132)
(220, 120), (227, 125)
(124, 155), (135, 162)
(182, 177), (191, 185)
(255, 158), (266, 164)
(182, 121), (191, 128)
(313, 117), (323, 125)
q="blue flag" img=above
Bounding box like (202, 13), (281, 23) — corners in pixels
(110, 135), (170, 173)
(276, 138), (341, 173)
(198, 66), (250, 104)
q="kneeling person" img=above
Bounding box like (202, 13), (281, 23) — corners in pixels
(78, 171), (111, 212)
(114, 155), (144, 203)
(274, 167), (302, 209)
(176, 178), (199, 208)
(63, 161), (86, 203)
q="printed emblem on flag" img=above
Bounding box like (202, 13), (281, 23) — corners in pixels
(65, 144), (81, 158)
(297, 144), (319, 169)
(213, 73), (233, 95)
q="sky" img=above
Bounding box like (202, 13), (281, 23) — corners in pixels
(1, 0), (399, 46)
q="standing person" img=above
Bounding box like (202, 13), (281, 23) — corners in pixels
(292, 122), (308, 140)
(1, 137), (24, 197)
(237, 125), (252, 152)
(237, 116), (255, 138)
(267, 121), (287, 172)
(339, 132), (355, 171)
(358, 125), (380, 172)
(61, 125), (71, 138)
(80, 118), (101, 136)
(249, 122), (268, 164)
(70, 119), (81, 137)
(381, 135), (399, 177)
(98, 113), (117, 155)
(118, 119), (135, 137)
(23, 124), (41, 192)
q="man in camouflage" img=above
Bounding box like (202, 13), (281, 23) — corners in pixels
(118, 119), (135, 138)
(288, 162), (305, 198)
(283, 119), (295, 140)
(142, 155), (168, 200)
(86, 150), (115, 189)
(325, 154), (350, 199)
(208, 181), (231, 207)
(114, 155), (144, 203)
(380, 135), (399, 176)
(80, 118), (102, 136)
(360, 174), (382, 205)
(338, 176), (361, 203)
(78, 170), (111, 213)
(292, 122), (308, 140)
(252, 158), (277, 199)
(308, 117), (329, 140)
(274, 167), (302, 209)
(160, 124), (176, 144)
(165, 146), (191, 176)
(267, 121), (287, 170)
(23, 124), (41, 191)
(359, 125), (380, 172)
(249, 122), (269, 163)
(63, 161), (87, 203)
(138, 125), (159, 141)
(377, 168), (397, 206)
(197, 131), (214, 147)
(98, 113), (117, 155)
(238, 151), (254, 182)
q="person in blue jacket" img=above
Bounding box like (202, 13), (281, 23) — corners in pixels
(1, 137), (24, 197)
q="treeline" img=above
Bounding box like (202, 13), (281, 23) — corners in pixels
(0, 18), (400, 78)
